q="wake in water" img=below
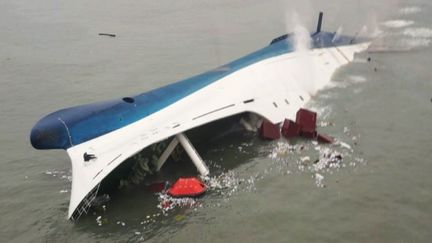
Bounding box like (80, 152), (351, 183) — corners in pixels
(369, 5), (432, 51)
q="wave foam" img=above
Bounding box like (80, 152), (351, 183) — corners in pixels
(400, 38), (432, 48)
(399, 6), (421, 15)
(348, 75), (367, 83)
(381, 20), (414, 28)
(402, 27), (432, 38)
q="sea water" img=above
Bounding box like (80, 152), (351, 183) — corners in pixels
(1, 0), (431, 242)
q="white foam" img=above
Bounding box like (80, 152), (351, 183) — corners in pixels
(348, 75), (367, 83)
(157, 193), (200, 214)
(400, 38), (431, 48)
(402, 27), (432, 38)
(399, 6), (421, 15)
(381, 20), (414, 29)
(323, 81), (349, 89)
(156, 170), (257, 214)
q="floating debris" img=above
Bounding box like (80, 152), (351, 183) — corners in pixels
(337, 141), (352, 151)
(44, 170), (72, 182)
(267, 118), (365, 188)
(318, 121), (334, 127)
(99, 33), (116, 37)
(96, 216), (102, 226)
(116, 221), (126, 226)
(314, 173), (325, 187)
(174, 214), (185, 222)
(157, 193), (200, 214)
(313, 148), (343, 171)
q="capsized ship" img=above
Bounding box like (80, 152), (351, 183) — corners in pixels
(30, 13), (370, 220)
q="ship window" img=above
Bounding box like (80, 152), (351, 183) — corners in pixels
(122, 97), (135, 103)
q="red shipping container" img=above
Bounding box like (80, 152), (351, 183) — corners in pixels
(300, 130), (318, 139)
(317, 133), (334, 144)
(296, 108), (317, 133)
(260, 120), (281, 140)
(281, 119), (301, 138)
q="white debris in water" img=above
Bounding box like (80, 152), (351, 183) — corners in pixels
(343, 127), (350, 134)
(318, 121), (334, 127)
(381, 20), (414, 29)
(96, 216), (102, 226)
(135, 232), (141, 235)
(206, 171), (256, 196)
(313, 148), (344, 171)
(157, 193), (200, 214)
(268, 141), (295, 159)
(59, 189), (68, 193)
(205, 171), (238, 190)
(314, 173), (324, 188)
(265, 118), (365, 188)
(44, 170), (72, 182)
(337, 141), (353, 151)
(155, 170), (258, 214)
(399, 6), (421, 15)
(116, 221), (126, 226)
(269, 142), (312, 160)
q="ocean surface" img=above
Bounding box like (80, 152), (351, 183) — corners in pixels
(1, 0), (432, 242)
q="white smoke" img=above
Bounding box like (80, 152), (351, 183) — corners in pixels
(285, 11), (317, 95)
(288, 12), (312, 52)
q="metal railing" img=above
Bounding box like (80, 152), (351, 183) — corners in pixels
(70, 183), (100, 221)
